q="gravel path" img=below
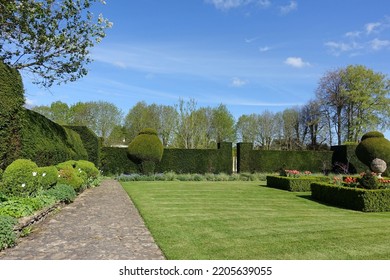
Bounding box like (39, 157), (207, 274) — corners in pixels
(0, 179), (165, 260)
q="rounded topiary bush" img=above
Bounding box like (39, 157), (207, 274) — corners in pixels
(75, 160), (99, 179)
(356, 131), (390, 177)
(57, 166), (84, 192)
(1, 159), (39, 197)
(38, 166), (58, 190)
(127, 128), (164, 174)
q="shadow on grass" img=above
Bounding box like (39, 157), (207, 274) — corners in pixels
(295, 193), (360, 212)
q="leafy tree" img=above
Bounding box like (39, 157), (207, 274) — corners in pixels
(235, 114), (258, 143)
(211, 104), (236, 144)
(0, 0), (112, 87)
(32, 101), (70, 124)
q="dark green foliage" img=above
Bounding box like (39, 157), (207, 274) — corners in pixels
(355, 131), (390, 177)
(266, 175), (329, 192)
(0, 62), (25, 169)
(44, 184), (77, 204)
(1, 159), (39, 197)
(0, 215), (17, 250)
(237, 143), (333, 173)
(101, 147), (138, 175)
(102, 143), (233, 175)
(331, 145), (367, 174)
(311, 183), (390, 212)
(21, 110), (88, 166)
(155, 143), (232, 174)
(358, 172), (379, 189)
(37, 166), (58, 190)
(65, 126), (101, 167)
(127, 128), (164, 174)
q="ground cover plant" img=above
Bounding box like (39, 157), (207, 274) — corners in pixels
(122, 181), (390, 260)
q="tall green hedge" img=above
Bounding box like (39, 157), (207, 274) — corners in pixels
(237, 143), (333, 173)
(101, 142), (233, 175)
(65, 125), (101, 167)
(21, 110), (88, 166)
(0, 61), (25, 169)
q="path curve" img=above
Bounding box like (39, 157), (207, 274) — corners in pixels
(0, 179), (165, 260)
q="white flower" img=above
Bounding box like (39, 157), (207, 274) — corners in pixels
(21, 183), (26, 188)
(58, 175), (61, 178)
(42, 173), (47, 177)
(32, 172), (37, 176)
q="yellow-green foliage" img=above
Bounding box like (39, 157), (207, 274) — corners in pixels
(37, 166), (58, 190)
(57, 166), (84, 192)
(1, 159), (39, 197)
(75, 160), (99, 179)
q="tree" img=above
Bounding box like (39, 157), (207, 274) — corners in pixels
(315, 65), (390, 145)
(235, 114), (258, 143)
(0, 0), (112, 87)
(210, 104), (236, 144)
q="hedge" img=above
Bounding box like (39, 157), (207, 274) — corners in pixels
(20, 110), (88, 166)
(65, 126), (101, 167)
(266, 175), (330, 192)
(101, 142), (233, 175)
(237, 143), (333, 173)
(311, 183), (390, 212)
(0, 61), (25, 169)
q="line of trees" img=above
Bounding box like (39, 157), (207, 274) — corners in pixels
(32, 65), (390, 150)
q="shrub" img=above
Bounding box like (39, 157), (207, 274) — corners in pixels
(127, 128), (164, 174)
(44, 184), (77, 204)
(267, 175), (329, 192)
(0, 195), (56, 218)
(75, 160), (99, 179)
(37, 166), (58, 190)
(358, 172), (379, 189)
(57, 166), (84, 192)
(0, 215), (17, 250)
(355, 131), (390, 177)
(311, 183), (390, 212)
(1, 159), (39, 197)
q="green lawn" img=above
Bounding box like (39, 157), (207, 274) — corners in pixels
(121, 181), (390, 260)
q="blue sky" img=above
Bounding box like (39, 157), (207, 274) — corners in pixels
(23, 0), (390, 136)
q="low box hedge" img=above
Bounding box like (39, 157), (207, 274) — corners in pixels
(266, 175), (329, 192)
(311, 183), (390, 212)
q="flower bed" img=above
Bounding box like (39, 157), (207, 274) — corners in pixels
(311, 182), (390, 212)
(266, 175), (329, 192)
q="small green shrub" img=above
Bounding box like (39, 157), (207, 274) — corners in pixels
(0, 195), (56, 218)
(358, 172), (379, 189)
(57, 166), (84, 192)
(75, 160), (99, 179)
(56, 160), (77, 170)
(37, 166), (58, 190)
(0, 215), (17, 250)
(1, 159), (39, 197)
(44, 184), (77, 204)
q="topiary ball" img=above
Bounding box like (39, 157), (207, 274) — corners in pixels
(127, 128), (164, 174)
(355, 131), (390, 177)
(1, 159), (39, 197)
(37, 166), (59, 190)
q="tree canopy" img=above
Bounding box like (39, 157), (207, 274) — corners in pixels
(0, 0), (112, 87)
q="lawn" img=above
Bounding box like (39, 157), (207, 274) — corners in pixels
(121, 181), (390, 260)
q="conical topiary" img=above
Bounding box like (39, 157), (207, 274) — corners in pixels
(355, 131), (390, 177)
(127, 128), (164, 174)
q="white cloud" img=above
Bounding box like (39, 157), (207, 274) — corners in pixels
(259, 46), (271, 52)
(279, 1), (297, 15)
(365, 22), (381, 34)
(231, 77), (248, 87)
(205, 0), (271, 10)
(284, 57), (310, 68)
(345, 31), (361, 38)
(370, 38), (390, 50)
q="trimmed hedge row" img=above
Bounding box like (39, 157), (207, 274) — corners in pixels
(311, 183), (390, 212)
(101, 142), (233, 175)
(237, 143), (333, 173)
(20, 110), (88, 166)
(266, 175), (330, 192)
(65, 126), (102, 167)
(0, 61), (25, 169)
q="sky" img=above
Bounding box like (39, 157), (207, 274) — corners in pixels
(22, 0), (390, 137)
